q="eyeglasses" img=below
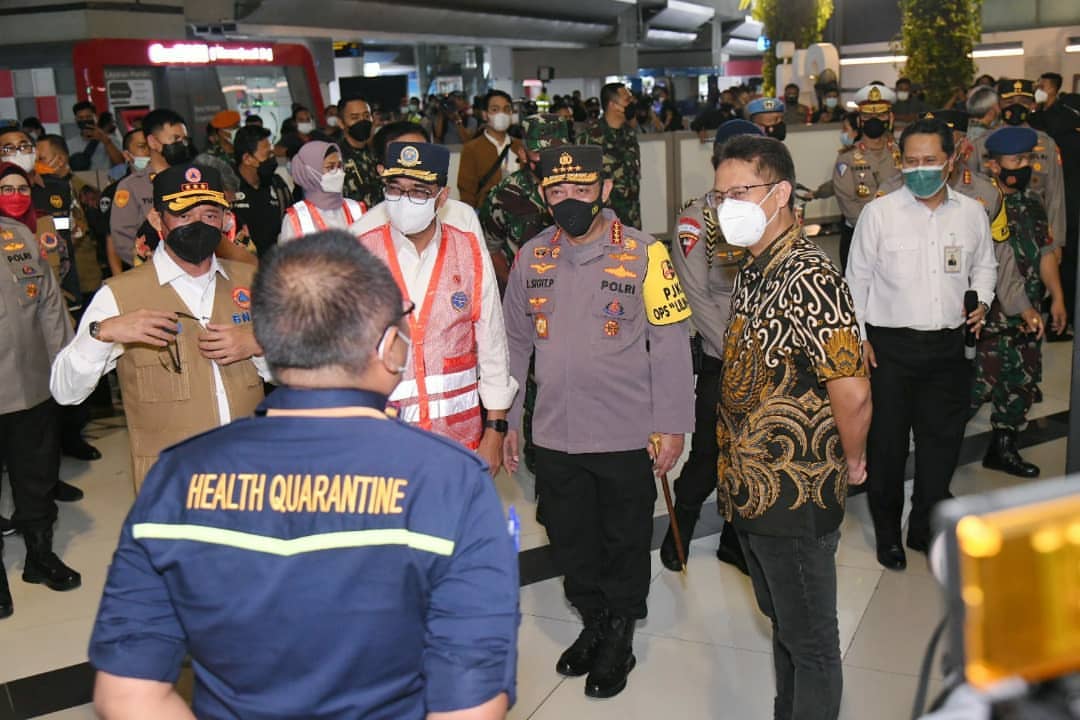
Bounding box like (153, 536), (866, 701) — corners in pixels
(1, 143), (34, 155)
(157, 312), (208, 374)
(384, 185), (437, 205)
(0, 185), (31, 196)
(708, 182), (778, 204)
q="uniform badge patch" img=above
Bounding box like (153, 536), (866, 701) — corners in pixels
(114, 189), (130, 208)
(836, 162), (848, 177)
(24, 282), (38, 298)
(234, 191), (246, 201)
(535, 313), (549, 339)
(534, 247), (549, 258)
(550, 246), (561, 259)
(22, 264), (35, 275)
(531, 262), (557, 275)
(232, 287), (252, 309)
(99, 196), (111, 213)
(604, 299), (625, 317)
(604, 265), (637, 279)
(622, 238), (638, 251)
(184, 167), (203, 183)
(450, 290), (469, 311)
(608, 252), (638, 262)
(603, 320), (620, 336)
(39, 232), (58, 251)
(3, 242), (24, 252)
(528, 296), (549, 310)
(661, 259), (675, 280)
(49, 194), (63, 209)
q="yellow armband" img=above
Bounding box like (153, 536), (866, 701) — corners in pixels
(991, 199), (1010, 243)
(643, 241), (692, 325)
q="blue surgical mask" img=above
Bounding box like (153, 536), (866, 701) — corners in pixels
(840, 132), (854, 147)
(132, 156), (151, 171)
(902, 164), (947, 199)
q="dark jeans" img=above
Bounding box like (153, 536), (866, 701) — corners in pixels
(866, 325), (970, 547)
(737, 528), (843, 720)
(0, 399), (60, 531)
(672, 354), (722, 507)
(839, 223), (854, 275)
(534, 446), (656, 618)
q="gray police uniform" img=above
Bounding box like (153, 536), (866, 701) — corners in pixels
(968, 128), (1067, 251)
(0, 216), (73, 532)
(108, 165), (154, 267)
(503, 209), (694, 618)
(833, 139), (902, 269)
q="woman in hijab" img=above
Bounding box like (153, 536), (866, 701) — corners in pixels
(0, 162), (38, 233)
(279, 140), (365, 242)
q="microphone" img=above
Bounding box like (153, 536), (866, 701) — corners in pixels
(964, 290), (978, 360)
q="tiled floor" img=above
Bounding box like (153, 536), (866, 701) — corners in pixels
(1, 340), (1073, 719)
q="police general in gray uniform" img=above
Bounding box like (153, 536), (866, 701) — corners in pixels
(0, 192), (81, 620)
(502, 145), (694, 700)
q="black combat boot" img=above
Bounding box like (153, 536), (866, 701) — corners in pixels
(659, 504), (699, 571)
(715, 523), (749, 576)
(982, 429), (1039, 478)
(584, 614), (636, 698)
(22, 528), (81, 591)
(0, 538), (12, 619)
(556, 608), (609, 677)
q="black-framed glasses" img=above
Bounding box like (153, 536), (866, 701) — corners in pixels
(157, 312), (208, 374)
(0, 185), (31, 196)
(384, 185), (437, 205)
(0, 142), (34, 155)
(708, 182), (779, 204)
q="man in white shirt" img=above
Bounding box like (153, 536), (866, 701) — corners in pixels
(51, 163), (270, 491)
(357, 141), (517, 475)
(846, 117), (998, 572)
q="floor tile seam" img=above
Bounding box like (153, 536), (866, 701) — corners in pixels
(839, 570), (886, 662)
(524, 677), (568, 720)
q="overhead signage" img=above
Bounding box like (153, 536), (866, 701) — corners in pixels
(147, 43), (275, 65)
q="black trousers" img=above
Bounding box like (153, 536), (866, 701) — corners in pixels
(839, 223), (854, 275)
(672, 354), (722, 508)
(0, 399), (60, 532)
(866, 325), (970, 547)
(1062, 218), (1077, 326)
(534, 446), (657, 619)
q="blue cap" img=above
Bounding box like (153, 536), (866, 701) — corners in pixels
(746, 97), (786, 116)
(381, 141), (450, 186)
(985, 126), (1037, 157)
(714, 119), (764, 146)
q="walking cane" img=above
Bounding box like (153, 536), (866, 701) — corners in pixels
(652, 434), (687, 573)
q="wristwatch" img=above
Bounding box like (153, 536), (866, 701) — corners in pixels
(484, 419), (509, 433)
(88, 320), (103, 341)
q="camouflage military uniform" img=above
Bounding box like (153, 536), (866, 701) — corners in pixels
(972, 191), (1052, 430)
(204, 144), (234, 167)
(341, 142), (383, 208)
(577, 117), (641, 229)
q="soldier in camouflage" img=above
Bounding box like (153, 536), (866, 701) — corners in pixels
(479, 114), (570, 289)
(972, 127), (1067, 478)
(338, 97), (384, 209)
(576, 82), (641, 229)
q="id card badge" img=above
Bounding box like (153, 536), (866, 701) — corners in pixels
(944, 246), (962, 274)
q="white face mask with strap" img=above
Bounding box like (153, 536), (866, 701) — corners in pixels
(716, 184), (781, 248)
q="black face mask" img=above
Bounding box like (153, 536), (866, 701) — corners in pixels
(256, 157), (277, 183)
(551, 197), (602, 238)
(764, 121), (787, 141)
(1001, 103), (1029, 126)
(165, 221), (221, 264)
(785, 94), (799, 104)
(161, 139), (191, 166)
(622, 101), (637, 119)
(348, 120), (373, 143)
(998, 165), (1032, 192)
(861, 117), (888, 139)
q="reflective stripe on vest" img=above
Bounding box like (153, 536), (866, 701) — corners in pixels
(389, 366), (478, 402)
(395, 389), (481, 424)
(288, 199), (366, 237)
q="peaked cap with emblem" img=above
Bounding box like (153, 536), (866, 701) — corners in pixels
(746, 97), (786, 116)
(381, 141), (449, 186)
(920, 109), (969, 133)
(153, 163), (229, 214)
(996, 78), (1035, 100)
(714, 118), (763, 146)
(854, 83), (896, 113)
(985, 126), (1037, 157)
(539, 145), (603, 188)
(522, 114), (570, 152)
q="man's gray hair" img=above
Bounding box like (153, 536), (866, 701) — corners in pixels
(252, 230), (402, 377)
(967, 86), (999, 118)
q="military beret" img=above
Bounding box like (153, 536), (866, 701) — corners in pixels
(539, 145), (603, 188)
(854, 84), (896, 113)
(210, 110), (241, 129)
(746, 97), (785, 116)
(153, 163), (229, 214)
(522, 114), (570, 152)
(985, 126), (1037, 156)
(381, 141), (449, 186)
(996, 78), (1035, 100)
(714, 119), (764, 146)
(920, 109), (969, 133)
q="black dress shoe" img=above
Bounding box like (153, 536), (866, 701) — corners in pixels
(0, 546), (12, 619)
(659, 505), (699, 572)
(54, 481), (84, 503)
(906, 535), (929, 554)
(62, 439), (101, 461)
(584, 615), (636, 699)
(1046, 329), (1073, 343)
(22, 529), (80, 592)
(876, 543), (907, 571)
(983, 429), (1039, 478)
(0, 516), (14, 537)
(556, 609), (608, 677)
(715, 524), (749, 576)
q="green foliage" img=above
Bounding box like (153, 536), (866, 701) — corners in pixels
(900, 0), (982, 106)
(752, 0), (834, 96)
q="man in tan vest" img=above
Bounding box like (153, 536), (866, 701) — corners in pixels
(51, 163), (269, 491)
